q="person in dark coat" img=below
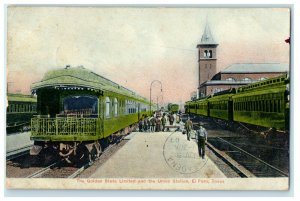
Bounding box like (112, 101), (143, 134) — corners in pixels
(139, 117), (144, 132)
(169, 113), (174, 125)
(156, 117), (162, 132)
(161, 113), (166, 132)
(150, 116), (156, 132)
(143, 116), (149, 132)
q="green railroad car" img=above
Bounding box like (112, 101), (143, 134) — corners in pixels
(208, 90), (235, 121)
(195, 98), (209, 116)
(6, 93), (37, 133)
(168, 103), (179, 113)
(30, 66), (153, 164)
(233, 75), (289, 131)
(184, 101), (192, 114)
(185, 74), (289, 131)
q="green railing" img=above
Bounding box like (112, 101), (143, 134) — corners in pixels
(31, 117), (99, 137)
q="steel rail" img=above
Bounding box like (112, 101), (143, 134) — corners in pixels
(26, 162), (58, 178)
(217, 137), (289, 177)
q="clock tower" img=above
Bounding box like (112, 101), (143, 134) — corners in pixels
(197, 23), (218, 97)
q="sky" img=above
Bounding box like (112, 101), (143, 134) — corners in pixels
(6, 7), (290, 104)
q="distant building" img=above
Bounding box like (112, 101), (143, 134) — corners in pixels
(198, 63), (289, 97)
(196, 23), (289, 98)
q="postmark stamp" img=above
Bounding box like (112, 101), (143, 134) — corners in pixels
(163, 131), (208, 174)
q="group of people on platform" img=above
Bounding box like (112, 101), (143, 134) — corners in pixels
(138, 111), (181, 132)
(138, 112), (208, 159)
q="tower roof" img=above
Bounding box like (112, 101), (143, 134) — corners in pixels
(198, 23), (218, 46)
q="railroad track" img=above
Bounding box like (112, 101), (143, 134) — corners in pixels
(26, 162), (89, 179)
(6, 145), (33, 160)
(207, 137), (289, 177)
(23, 141), (123, 178)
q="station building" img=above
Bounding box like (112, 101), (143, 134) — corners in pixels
(196, 23), (289, 98)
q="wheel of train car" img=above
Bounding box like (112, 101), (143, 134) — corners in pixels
(108, 135), (115, 143)
(39, 147), (59, 166)
(75, 144), (91, 167)
(91, 141), (102, 161)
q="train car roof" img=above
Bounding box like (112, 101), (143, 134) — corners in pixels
(236, 74), (287, 93)
(31, 66), (149, 102)
(221, 63), (289, 74)
(7, 93), (37, 102)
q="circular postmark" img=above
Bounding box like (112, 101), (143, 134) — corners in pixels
(163, 131), (208, 174)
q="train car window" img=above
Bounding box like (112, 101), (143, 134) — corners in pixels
(274, 101), (277, 113)
(270, 101), (273, 112)
(63, 96), (99, 117)
(278, 100), (281, 113)
(114, 98), (118, 117)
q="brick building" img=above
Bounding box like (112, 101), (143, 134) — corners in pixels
(196, 23), (289, 98)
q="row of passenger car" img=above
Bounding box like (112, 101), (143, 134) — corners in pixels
(185, 74), (289, 131)
(6, 93), (37, 133)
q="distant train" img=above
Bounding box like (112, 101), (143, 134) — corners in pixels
(6, 93), (37, 133)
(167, 103), (179, 113)
(30, 66), (155, 164)
(185, 74), (289, 131)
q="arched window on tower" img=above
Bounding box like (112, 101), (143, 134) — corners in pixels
(204, 50), (208, 58)
(207, 50), (210, 58)
(209, 50), (213, 58)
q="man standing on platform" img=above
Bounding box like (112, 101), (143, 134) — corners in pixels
(185, 117), (193, 141)
(161, 113), (166, 132)
(196, 124), (208, 159)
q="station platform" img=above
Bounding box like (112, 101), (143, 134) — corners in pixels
(90, 131), (226, 178)
(6, 131), (33, 152)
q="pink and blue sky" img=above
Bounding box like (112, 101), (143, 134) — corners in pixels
(7, 7), (290, 104)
